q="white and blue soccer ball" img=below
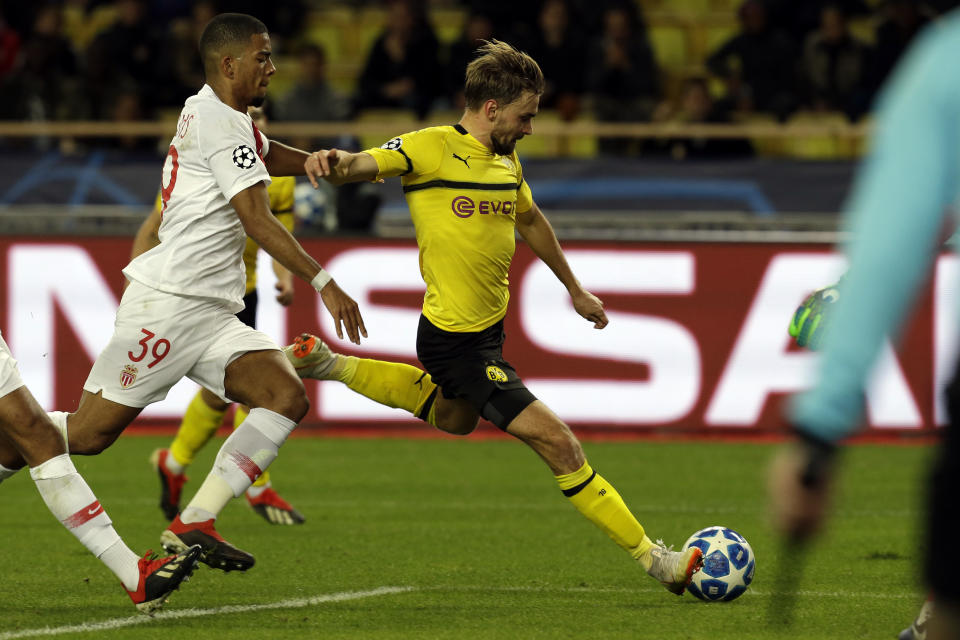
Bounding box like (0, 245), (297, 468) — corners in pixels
(683, 526), (755, 602)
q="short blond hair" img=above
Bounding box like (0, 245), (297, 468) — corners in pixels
(463, 40), (545, 110)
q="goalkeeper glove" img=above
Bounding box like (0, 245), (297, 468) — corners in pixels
(788, 282), (840, 350)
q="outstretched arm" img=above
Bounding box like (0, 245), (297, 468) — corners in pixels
(231, 182), (367, 344)
(304, 149), (380, 186)
(515, 201), (608, 329)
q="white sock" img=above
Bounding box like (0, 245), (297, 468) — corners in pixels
(181, 408), (296, 523)
(46, 411), (69, 450)
(30, 454), (140, 590)
(164, 452), (185, 475)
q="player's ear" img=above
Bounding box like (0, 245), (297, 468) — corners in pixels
(222, 55), (235, 79)
(483, 99), (498, 121)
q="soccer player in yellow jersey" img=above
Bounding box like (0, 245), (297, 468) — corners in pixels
(291, 40), (704, 594)
(139, 107), (305, 526)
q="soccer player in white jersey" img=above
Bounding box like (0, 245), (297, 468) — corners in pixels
(0, 330), (201, 613)
(0, 13), (366, 572)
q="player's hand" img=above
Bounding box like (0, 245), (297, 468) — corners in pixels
(788, 283), (840, 350)
(304, 149), (344, 188)
(571, 288), (608, 329)
(768, 442), (836, 543)
(274, 279), (294, 306)
(318, 279), (367, 345)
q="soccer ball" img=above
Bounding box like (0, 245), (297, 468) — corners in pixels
(682, 526), (755, 602)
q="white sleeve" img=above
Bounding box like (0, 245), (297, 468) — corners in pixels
(198, 111), (272, 202)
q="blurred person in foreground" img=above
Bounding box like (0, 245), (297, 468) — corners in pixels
(142, 106), (305, 527)
(0, 12), (366, 574)
(769, 10), (960, 639)
(285, 40), (704, 595)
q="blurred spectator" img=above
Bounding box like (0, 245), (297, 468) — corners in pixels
(103, 83), (154, 152)
(0, 12), (21, 80)
(800, 3), (872, 121)
(163, 0), (217, 106)
(354, 0), (442, 120)
(85, 0), (165, 118)
(459, 0), (538, 45)
(527, 0), (586, 122)
(275, 43), (350, 150)
(444, 12), (494, 110)
(62, 0), (118, 54)
(649, 77), (754, 159)
(871, 0), (931, 92)
(586, 3), (661, 155)
(706, 0), (799, 121)
(765, 0), (871, 45)
(2, 5), (80, 121)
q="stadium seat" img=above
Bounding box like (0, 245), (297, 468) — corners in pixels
(737, 112), (783, 157)
(514, 110), (598, 159)
(354, 108), (420, 152)
(431, 8), (466, 45)
(649, 24), (690, 74)
(780, 111), (853, 160)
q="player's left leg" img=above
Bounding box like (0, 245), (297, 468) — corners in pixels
(162, 342), (307, 572)
(234, 404), (305, 525)
(285, 333), (446, 429)
(502, 398), (703, 595)
(153, 388), (230, 521)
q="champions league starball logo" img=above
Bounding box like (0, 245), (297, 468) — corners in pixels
(233, 144), (257, 169)
(381, 137), (403, 150)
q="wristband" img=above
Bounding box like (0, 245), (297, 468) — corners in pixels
(310, 269), (332, 292)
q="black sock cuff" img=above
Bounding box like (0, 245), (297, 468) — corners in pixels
(561, 469), (597, 497)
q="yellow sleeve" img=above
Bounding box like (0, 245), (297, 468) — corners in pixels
(363, 128), (443, 180)
(153, 190), (163, 214)
(267, 176), (295, 214)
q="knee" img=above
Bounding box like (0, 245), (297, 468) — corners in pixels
(272, 385), (309, 423)
(69, 429), (118, 455)
(436, 417), (477, 436)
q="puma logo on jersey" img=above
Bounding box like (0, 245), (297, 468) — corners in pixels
(452, 153), (471, 168)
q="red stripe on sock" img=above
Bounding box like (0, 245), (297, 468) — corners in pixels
(63, 500), (103, 529)
(229, 451), (263, 483)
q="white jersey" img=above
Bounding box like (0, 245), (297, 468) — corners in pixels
(124, 84), (271, 311)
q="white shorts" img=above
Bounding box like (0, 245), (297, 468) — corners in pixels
(0, 331), (25, 399)
(83, 281), (279, 408)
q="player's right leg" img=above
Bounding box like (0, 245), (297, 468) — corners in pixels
(504, 400), (703, 595)
(0, 384), (200, 613)
(153, 388), (230, 520)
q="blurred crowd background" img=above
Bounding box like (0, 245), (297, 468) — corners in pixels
(2, 0), (957, 159)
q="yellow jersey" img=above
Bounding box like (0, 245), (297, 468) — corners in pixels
(154, 175), (295, 295)
(365, 125), (533, 332)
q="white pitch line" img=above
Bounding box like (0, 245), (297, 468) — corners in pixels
(429, 584), (919, 600)
(0, 586), (413, 640)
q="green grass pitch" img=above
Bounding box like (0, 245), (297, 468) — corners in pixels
(0, 434), (932, 639)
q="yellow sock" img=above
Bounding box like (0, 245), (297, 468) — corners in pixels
(555, 461), (655, 568)
(169, 391), (226, 467)
(233, 406), (271, 488)
(339, 357), (440, 426)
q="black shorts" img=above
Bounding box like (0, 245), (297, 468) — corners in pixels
(928, 361), (960, 600)
(235, 290), (258, 329)
(416, 315), (535, 429)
